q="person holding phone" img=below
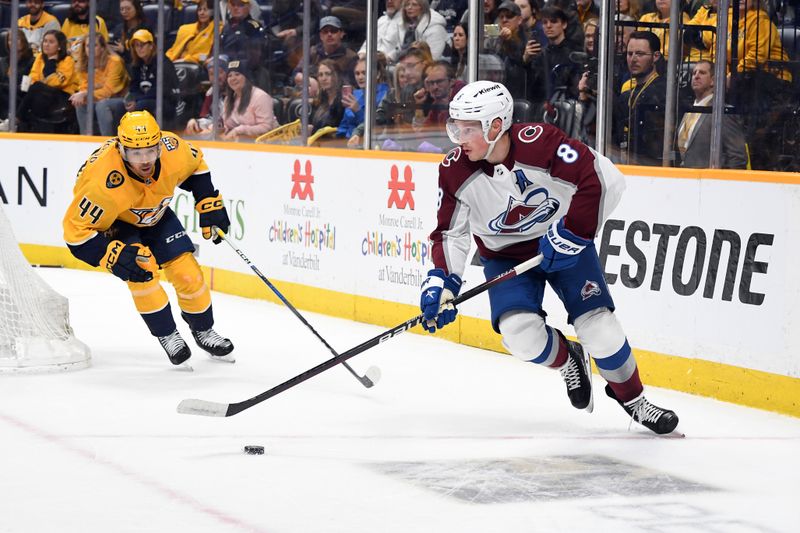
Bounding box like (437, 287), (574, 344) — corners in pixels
(486, 1), (529, 99)
(338, 56), (390, 144)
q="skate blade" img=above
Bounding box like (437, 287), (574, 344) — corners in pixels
(207, 353), (236, 363)
(584, 353), (594, 414)
(174, 361), (194, 372)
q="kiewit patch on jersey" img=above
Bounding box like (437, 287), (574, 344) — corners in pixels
(106, 170), (125, 189)
(162, 136), (179, 151)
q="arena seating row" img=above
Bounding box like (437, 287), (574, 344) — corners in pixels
(0, 2), (274, 35)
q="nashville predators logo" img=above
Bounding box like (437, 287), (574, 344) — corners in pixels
(106, 170), (125, 189)
(129, 197), (173, 226)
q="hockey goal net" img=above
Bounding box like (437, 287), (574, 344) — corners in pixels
(0, 204), (90, 373)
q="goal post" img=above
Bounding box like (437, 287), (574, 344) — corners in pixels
(0, 204), (90, 373)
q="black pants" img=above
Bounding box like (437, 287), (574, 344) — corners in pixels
(17, 82), (76, 133)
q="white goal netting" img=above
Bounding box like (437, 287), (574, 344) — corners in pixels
(0, 205), (90, 373)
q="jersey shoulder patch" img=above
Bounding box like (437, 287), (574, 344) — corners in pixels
(441, 147), (463, 167)
(161, 135), (180, 152)
(105, 170), (125, 189)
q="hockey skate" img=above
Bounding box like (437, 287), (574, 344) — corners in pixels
(158, 330), (192, 370)
(556, 331), (593, 412)
(192, 328), (235, 363)
(605, 384), (680, 435)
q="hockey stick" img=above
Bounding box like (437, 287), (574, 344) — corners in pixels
(212, 227), (381, 388)
(177, 253), (543, 417)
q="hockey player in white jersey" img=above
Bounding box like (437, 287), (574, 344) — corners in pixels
(420, 80), (679, 435)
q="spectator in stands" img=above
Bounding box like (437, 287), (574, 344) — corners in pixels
(287, 72), (321, 100)
(243, 39), (273, 94)
(460, 0), (500, 26)
(61, 0), (109, 54)
(676, 60), (748, 168)
(0, 32), (35, 129)
(109, 0), (148, 62)
(184, 55), (229, 137)
(221, 59), (278, 141)
(613, 30), (666, 165)
(584, 18), (599, 56)
(411, 60), (461, 129)
(375, 47), (428, 128)
(616, 0), (643, 20)
(310, 59), (345, 133)
(546, 0), (585, 49)
(267, 0), (322, 76)
(17, 30), (79, 132)
(575, 0), (600, 24)
(309, 17), (358, 85)
(358, 0), (402, 61)
(448, 22), (468, 80)
(638, 0), (687, 59)
(487, 1), (529, 99)
(431, 0), (467, 32)
(124, 29), (180, 127)
(18, 0), (61, 54)
(167, 0), (217, 65)
(70, 33), (129, 135)
(339, 54), (391, 145)
(390, 0), (449, 60)
(525, 6), (582, 107)
(219, 0), (262, 24)
(516, 0), (545, 41)
(220, 0), (264, 61)
(411, 40), (436, 66)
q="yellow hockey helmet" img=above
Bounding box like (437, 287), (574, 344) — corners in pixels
(117, 111), (161, 148)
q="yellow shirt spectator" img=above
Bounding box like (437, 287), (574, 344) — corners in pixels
(29, 52), (79, 94)
(62, 15), (109, 50)
(18, 6), (61, 54)
(688, 4), (791, 82)
(77, 53), (129, 99)
(167, 23), (218, 64)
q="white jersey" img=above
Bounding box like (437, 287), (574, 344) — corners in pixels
(430, 123), (625, 277)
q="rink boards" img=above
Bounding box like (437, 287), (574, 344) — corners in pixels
(1, 133), (798, 416)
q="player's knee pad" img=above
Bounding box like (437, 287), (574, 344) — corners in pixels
(498, 311), (548, 362)
(573, 308), (626, 358)
(127, 277), (168, 315)
(163, 252), (210, 314)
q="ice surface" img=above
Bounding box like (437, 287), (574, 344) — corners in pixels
(1, 268), (798, 533)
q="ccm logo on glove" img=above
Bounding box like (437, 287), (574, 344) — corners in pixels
(195, 191), (230, 244)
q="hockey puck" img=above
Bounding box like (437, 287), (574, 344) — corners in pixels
(243, 445), (265, 455)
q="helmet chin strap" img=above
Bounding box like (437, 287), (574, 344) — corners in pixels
(481, 125), (503, 161)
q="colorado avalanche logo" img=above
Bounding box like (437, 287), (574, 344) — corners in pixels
(442, 147), (461, 167)
(518, 125), (544, 143)
(487, 187), (560, 234)
(581, 280), (602, 301)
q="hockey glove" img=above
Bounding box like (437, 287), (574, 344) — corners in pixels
(538, 218), (593, 273)
(420, 269), (463, 333)
(101, 240), (156, 282)
(195, 191), (230, 244)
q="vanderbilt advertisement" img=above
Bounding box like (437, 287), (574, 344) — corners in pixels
(0, 136), (796, 377)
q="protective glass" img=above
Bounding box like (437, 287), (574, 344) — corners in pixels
(445, 119), (484, 144)
(121, 144), (161, 164)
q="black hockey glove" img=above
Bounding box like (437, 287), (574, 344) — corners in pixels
(101, 240), (156, 282)
(195, 191), (230, 244)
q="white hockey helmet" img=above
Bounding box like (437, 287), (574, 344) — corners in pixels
(448, 80), (514, 144)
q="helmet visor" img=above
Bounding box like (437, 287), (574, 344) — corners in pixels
(445, 118), (484, 144)
(122, 144), (161, 164)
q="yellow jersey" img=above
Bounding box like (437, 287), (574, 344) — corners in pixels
(63, 133), (210, 264)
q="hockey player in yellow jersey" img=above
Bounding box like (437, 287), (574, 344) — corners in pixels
(63, 110), (233, 368)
